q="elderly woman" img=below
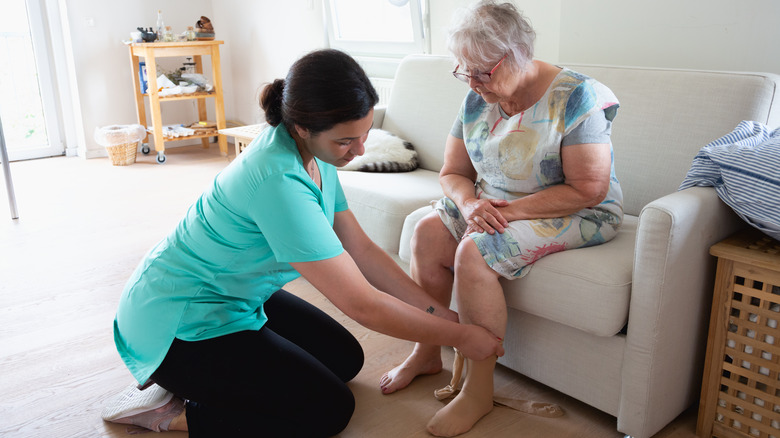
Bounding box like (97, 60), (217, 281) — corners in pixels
(380, 1), (622, 436)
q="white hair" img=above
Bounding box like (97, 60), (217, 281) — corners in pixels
(447, 0), (536, 74)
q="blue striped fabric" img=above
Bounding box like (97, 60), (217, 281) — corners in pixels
(679, 120), (780, 241)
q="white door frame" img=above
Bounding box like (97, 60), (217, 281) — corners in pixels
(6, 0), (66, 161)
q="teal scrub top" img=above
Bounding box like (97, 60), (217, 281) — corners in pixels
(114, 124), (348, 383)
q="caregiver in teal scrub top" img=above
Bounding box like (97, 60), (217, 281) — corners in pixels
(101, 49), (504, 438)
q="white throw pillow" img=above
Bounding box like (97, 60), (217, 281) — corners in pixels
(339, 129), (418, 172)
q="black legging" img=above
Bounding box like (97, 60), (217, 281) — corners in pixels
(150, 289), (365, 438)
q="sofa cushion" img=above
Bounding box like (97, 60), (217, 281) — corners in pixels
(505, 215), (636, 337)
(400, 206), (636, 337)
(338, 169), (444, 254)
(382, 55), (469, 172)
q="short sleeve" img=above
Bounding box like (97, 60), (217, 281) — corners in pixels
(562, 105), (617, 146)
(450, 115), (464, 139)
(248, 173), (343, 263)
(334, 176), (349, 212)
(451, 91), (486, 139)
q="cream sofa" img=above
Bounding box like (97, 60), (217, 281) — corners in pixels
(336, 55), (780, 438)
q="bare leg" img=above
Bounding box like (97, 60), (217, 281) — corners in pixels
(380, 213), (459, 394)
(428, 238), (505, 437)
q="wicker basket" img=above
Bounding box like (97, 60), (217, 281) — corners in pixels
(105, 142), (138, 166)
(95, 124), (145, 166)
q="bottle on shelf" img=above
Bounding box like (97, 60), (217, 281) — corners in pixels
(182, 57), (196, 73)
(156, 10), (165, 41)
(163, 26), (174, 42)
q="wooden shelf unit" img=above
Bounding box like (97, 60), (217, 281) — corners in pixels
(128, 41), (228, 163)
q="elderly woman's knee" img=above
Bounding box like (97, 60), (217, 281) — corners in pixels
(410, 213), (447, 253)
(453, 238), (486, 270)
(453, 238), (500, 280)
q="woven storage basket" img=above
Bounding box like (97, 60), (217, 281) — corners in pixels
(94, 124), (145, 166)
(105, 142), (138, 166)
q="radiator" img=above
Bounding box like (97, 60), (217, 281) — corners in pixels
(370, 77), (394, 106)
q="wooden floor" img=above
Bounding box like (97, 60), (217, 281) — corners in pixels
(0, 145), (699, 437)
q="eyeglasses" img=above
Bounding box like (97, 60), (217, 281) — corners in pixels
(452, 55), (508, 84)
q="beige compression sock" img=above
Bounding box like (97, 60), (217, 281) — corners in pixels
(428, 354), (497, 437)
(493, 397), (564, 418)
(433, 349), (465, 401)
(430, 349), (564, 436)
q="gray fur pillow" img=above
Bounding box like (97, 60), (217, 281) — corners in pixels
(339, 129), (418, 172)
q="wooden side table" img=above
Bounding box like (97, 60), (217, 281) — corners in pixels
(697, 229), (780, 438)
(218, 123), (267, 157)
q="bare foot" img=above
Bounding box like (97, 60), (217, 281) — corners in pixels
(379, 346), (442, 394)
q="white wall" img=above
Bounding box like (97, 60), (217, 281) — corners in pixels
(60, 0), (780, 158)
(557, 0), (780, 73)
(195, 0), (780, 138)
(211, 0), (327, 127)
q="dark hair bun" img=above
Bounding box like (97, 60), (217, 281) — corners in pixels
(257, 50), (378, 133)
(259, 79), (285, 127)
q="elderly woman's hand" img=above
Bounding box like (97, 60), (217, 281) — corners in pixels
(462, 198), (509, 236)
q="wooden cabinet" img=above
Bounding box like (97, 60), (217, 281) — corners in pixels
(128, 41), (227, 163)
(697, 229), (780, 438)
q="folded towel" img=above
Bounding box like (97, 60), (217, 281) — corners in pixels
(679, 120), (780, 241)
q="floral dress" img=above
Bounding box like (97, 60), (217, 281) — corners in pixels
(437, 68), (623, 279)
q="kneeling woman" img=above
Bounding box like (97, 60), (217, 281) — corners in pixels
(103, 49), (504, 438)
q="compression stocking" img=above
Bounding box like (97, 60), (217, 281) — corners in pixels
(429, 349), (563, 436)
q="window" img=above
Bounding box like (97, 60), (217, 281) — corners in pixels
(0, 0), (63, 160)
(324, 0), (429, 58)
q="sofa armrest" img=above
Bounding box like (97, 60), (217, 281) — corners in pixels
(372, 105), (386, 129)
(617, 187), (745, 438)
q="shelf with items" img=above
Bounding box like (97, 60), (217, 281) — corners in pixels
(142, 91), (217, 101)
(146, 129), (218, 141)
(128, 40), (227, 164)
